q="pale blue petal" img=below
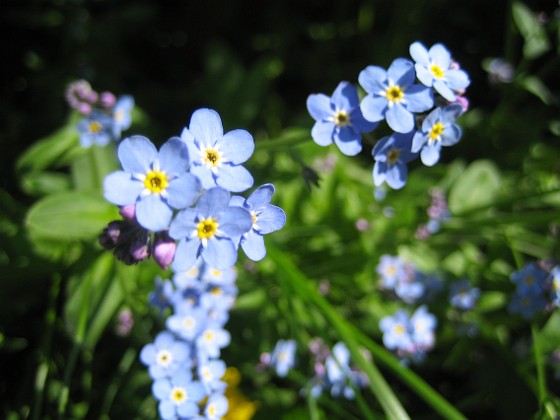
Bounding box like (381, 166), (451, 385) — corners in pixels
(331, 81), (359, 111)
(196, 187), (230, 216)
(442, 103), (464, 120)
(177, 402), (198, 418)
(204, 237), (237, 269)
(190, 164), (216, 190)
(229, 195), (245, 207)
(411, 131), (427, 153)
(334, 127), (362, 156)
(137, 194), (173, 231)
(153, 380), (171, 400)
(140, 344), (156, 365)
(159, 137), (190, 174)
(349, 109), (378, 133)
(180, 128), (198, 154)
(220, 129), (254, 164)
(189, 108), (223, 146)
(118, 136), (157, 174)
(360, 95), (387, 123)
(306, 94), (333, 121)
(216, 164), (254, 193)
(256, 205), (286, 234)
(386, 163), (407, 189)
(103, 171), (143, 205)
(242, 230), (266, 261)
(155, 331), (175, 347)
(446, 69), (470, 91)
(433, 79), (456, 101)
(386, 104), (414, 133)
(409, 42), (430, 66)
(421, 143), (441, 166)
(311, 121), (335, 146)
(166, 173), (201, 209)
(218, 207), (252, 237)
(158, 401), (175, 420)
(172, 239), (201, 272)
(415, 64), (434, 86)
(405, 85), (434, 112)
(358, 66), (387, 93)
(387, 58), (415, 87)
(247, 184), (274, 208)
(373, 162), (387, 186)
(169, 208), (198, 239)
(441, 125), (462, 146)
(429, 44), (451, 69)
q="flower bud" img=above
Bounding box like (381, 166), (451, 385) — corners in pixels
(153, 232), (176, 270)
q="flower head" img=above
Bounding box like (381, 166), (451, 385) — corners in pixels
(306, 81), (378, 156)
(152, 370), (206, 419)
(359, 58), (434, 133)
(181, 108), (255, 192)
(112, 95), (134, 138)
(77, 112), (115, 147)
(449, 279), (480, 311)
(270, 339), (297, 377)
(140, 332), (191, 380)
(372, 131), (418, 189)
(103, 135), (201, 232)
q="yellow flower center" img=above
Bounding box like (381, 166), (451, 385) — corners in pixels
(211, 286), (222, 296)
(524, 275), (535, 286)
(208, 404), (217, 416)
(429, 122), (445, 141)
(170, 387), (187, 404)
(387, 148), (401, 164)
(204, 330), (214, 341)
(385, 86), (404, 103)
(250, 211), (258, 226)
(395, 324), (406, 335)
(197, 218), (218, 239)
(183, 316), (196, 329)
(156, 350), (173, 367)
(204, 148), (221, 167)
(430, 64), (444, 79)
(333, 110), (350, 127)
(88, 120), (103, 133)
(144, 171), (168, 193)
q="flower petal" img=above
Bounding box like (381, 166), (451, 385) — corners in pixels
(409, 42), (430, 66)
(188, 108), (223, 146)
(306, 93), (333, 121)
(386, 104), (414, 133)
(311, 121), (335, 146)
(136, 194), (173, 231)
(169, 208), (198, 239)
(215, 164), (254, 193)
(217, 206), (252, 237)
(334, 127), (362, 156)
(103, 171), (143, 206)
(220, 129), (254, 164)
(256, 205), (286, 234)
(159, 137), (190, 175)
(405, 84), (434, 113)
(118, 135), (158, 174)
(166, 173), (201, 209)
(242, 230), (266, 261)
(172, 238), (201, 272)
(360, 95), (387, 123)
(331, 81), (359, 111)
(246, 184), (274, 208)
(358, 66), (387, 94)
(420, 143), (441, 166)
(204, 237), (237, 269)
(429, 44), (451, 69)
(388, 58), (415, 87)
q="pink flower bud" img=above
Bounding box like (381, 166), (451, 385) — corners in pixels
(153, 232), (176, 270)
(100, 91), (117, 108)
(119, 204), (136, 220)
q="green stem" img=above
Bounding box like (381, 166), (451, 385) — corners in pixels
(532, 324), (546, 405)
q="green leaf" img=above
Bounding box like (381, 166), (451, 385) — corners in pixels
(519, 76), (554, 105)
(448, 160), (501, 214)
(535, 311), (560, 353)
(20, 171), (71, 196)
(512, 1), (551, 60)
(26, 191), (118, 240)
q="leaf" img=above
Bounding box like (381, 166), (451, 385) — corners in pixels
(20, 171), (71, 196)
(448, 160), (501, 214)
(26, 191), (118, 240)
(512, 1), (551, 59)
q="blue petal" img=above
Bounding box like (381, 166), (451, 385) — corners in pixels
(246, 184), (274, 208)
(311, 121), (335, 146)
(414, 64), (434, 87)
(373, 161), (387, 186)
(409, 42), (430, 66)
(153, 379), (171, 400)
(433, 79), (456, 101)
(360, 95), (387, 123)
(140, 344), (156, 365)
(220, 129), (254, 164)
(188, 108), (223, 146)
(256, 205), (286, 234)
(334, 127), (362, 156)
(386, 104), (414, 133)
(204, 237), (237, 269)
(385, 162), (408, 189)
(441, 124), (462, 146)
(166, 173), (201, 209)
(429, 44), (451, 69)
(242, 230), (266, 261)
(331, 81), (359, 111)
(196, 187), (230, 217)
(421, 143), (441, 166)
(155, 331), (175, 347)
(190, 164), (216, 190)
(217, 206), (252, 237)
(216, 164), (254, 193)
(388, 58), (415, 87)
(405, 85), (434, 113)
(349, 109), (378, 133)
(411, 131), (427, 153)
(358, 66), (387, 94)
(172, 239), (201, 272)
(158, 401), (175, 420)
(136, 194), (173, 231)
(159, 137), (190, 174)
(118, 136), (158, 174)
(169, 208), (198, 239)
(306, 93), (333, 121)
(446, 69), (470, 91)
(229, 195), (245, 207)
(103, 171), (143, 206)
(177, 401), (198, 418)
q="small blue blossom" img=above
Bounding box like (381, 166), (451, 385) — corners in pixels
(376, 254), (407, 289)
(104, 136), (202, 232)
(169, 187), (253, 271)
(198, 359), (227, 394)
(380, 310), (413, 353)
(148, 277), (175, 311)
(196, 326), (231, 360)
(112, 95), (134, 138)
(230, 184), (287, 261)
(508, 293), (548, 319)
(325, 342), (355, 399)
(306, 81), (378, 156)
(409, 41), (471, 101)
(204, 393), (229, 420)
(77, 111), (115, 147)
(166, 304), (207, 342)
(270, 339), (297, 377)
(152, 370), (206, 419)
(410, 305), (437, 350)
(359, 58), (434, 133)
(140, 331), (191, 380)
(181, 108), (255, 192)
(510, 262), (548, 296)
(372, 131), (418, 189)
(411, 104), (463, 166)
(449, 279), (480, 311)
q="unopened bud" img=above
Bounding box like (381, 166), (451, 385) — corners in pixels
(153, 232), (176, 270)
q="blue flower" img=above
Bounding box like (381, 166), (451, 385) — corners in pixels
(379, 310), (413, 352)
(230, 184), (287, 261)
(152, 370), (206, 419)
(449, 279), (480, 311)
(410, 305), (437, 350)
(270, 339), (297, 377)
(376, 254), (408, 289)
(77, 111), (114, 147)
(181, 108), (255, 192)
(412, 104), (463, 166)
(372, 131), (418, 189)
(140, 331), (191, 380)
(112, 95), (134, 138)
(198, 359), (227, 394)
(204, 393), (229, 420)
(306, 81), (378, 156)
(359, 58), (434, 133)
(196, 326), (231, 360)
(148, 276), (174, 311)
(166, 304), (207, 341)
(169, 187), (253, 271)
(325, 342), (353, 398)
(409, 41), (470, 102)
(104, 136), (202, 232)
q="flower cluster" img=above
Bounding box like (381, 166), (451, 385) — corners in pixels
(379, 306), (437, 364)
(140, 262), (237, 419)
(449, 279), (480, 311)
(508, 262), (558, 319)
(307, 41), (470, 189)
(65, 79), (134, 147)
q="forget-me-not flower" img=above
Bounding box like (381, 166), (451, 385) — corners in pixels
(181, 108), (255, 192)
(204, 393), (229, 420)
(230, 183), (287, 261)
(412, 104), (463, 166)
(104, 135), (202, 232)
(409, 41), (470, 102)
(77, 111), (115, 147)
(380, 310), (413, 352)
(449, 279), (480, 311)
(359, 58), (434, 133)
(270, 339), (297, 377)
(140, 331), (191, 380)
(169, 187), (253, 271)
(112, 95), (134, 138)
(152, 370), (206, 419)
(372, 131), (418, 189)
(306, 81), (378, 156)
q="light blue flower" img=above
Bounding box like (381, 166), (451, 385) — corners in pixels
(410, 305), (437, 350)
(372, 131), (418, 189)
(449, 279), (480, 311)
(376, 254), (408, 289)
(508, 292), (547, 319)
(325, 342), (352, 396)
(196, 326), (231, 360)
(271, 339), (297, 377)
(359, 58), (434, 133)
(152, 370), (206, 419)
(198, 359), (227, 394)
(148, 277), (174, 311)
(169, 187), (253, 271)
(230, 184), (286, 261)
(181, 108), (255, 192)
(140, 331), (191, 380)
(511, 262), (548, 296)
(379, 310), (413, 352)
(306, 81), (378, 156)
(112, 95), (134, 138)
(204, 393), (229, 420)
(77, 111), (114, 147)
(104, 135), (201, 232)
(409, 41), (470, 102)
(166, 304), (207, 342)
